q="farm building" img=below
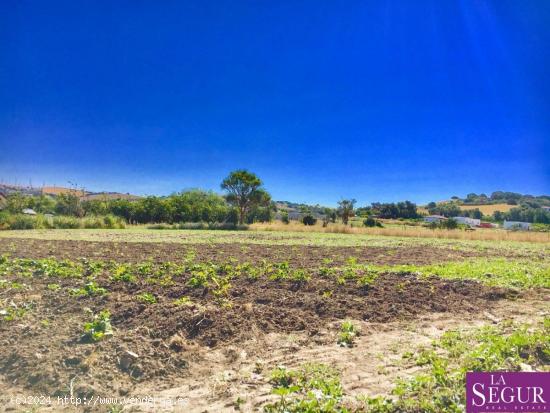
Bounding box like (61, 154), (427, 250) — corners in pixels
(424, 215), (447, 223)
(22, 208), (37, 215)
(503, 221), (531, 231)
(452, 217), (481, 227)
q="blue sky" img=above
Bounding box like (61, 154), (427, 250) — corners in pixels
(1, 1), (549, 206)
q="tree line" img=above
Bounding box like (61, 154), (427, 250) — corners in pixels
(2, 171), (549, 226)
(1, 170), (274, 225)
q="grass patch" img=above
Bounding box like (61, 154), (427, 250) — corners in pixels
(385, 258), (550, 289)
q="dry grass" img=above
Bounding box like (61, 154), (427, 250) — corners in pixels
(41, 186), (87, 197)
(460, 203), (514, 214)
(251, 222), (550, 243)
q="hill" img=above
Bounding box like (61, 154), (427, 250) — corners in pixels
(459, 203), (514, 215)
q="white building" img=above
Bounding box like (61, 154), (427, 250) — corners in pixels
(424, 215), (447, 223)
(452, 217), (481, 227)
(503, 221), (531, 231)
(22, 208), (37, 215)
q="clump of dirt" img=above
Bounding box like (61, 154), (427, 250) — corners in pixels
(0, 268), (512, 399)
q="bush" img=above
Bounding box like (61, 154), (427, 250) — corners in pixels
(83, 216), (104, 229)
(103, 214), (125, 229)
(302, 214), (317, 226)
(363, 217), (383, 227)
(281, 211), (289, 224)
(52, 216), (81, 229)
(440, 218), (458, 229)
(7, 214), (37, 230)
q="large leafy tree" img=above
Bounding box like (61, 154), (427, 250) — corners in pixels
(337, 199), (356, 225)
(221, 170), (271, 224)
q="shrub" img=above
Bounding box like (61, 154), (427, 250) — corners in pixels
(440, 218), (458, 229)
(363, 217), (382, 227)
(281, 211), (290, 224)
(52, 216), (80, 229)
(103, 214), (125, 229)
(302, 214), (317, 226)
(83, 216), (104, 229)
(7, 214), (37, 230)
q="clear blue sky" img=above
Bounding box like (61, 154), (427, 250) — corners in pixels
(1, 1), (549, 206)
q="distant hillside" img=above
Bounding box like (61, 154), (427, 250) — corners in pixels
(0, 183), (141, 202)
(431, 191), (550, 208)
(81, 192), (142, 201)
(42, 186), (87, 197)
(459, 203), (514, 215)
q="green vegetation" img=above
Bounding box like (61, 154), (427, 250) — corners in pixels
(337, 321), (360, 347)
(82, 310), (113, 342)
(136, 292), (157, 304)
(262, 320), (549, 412)
(363, 217), (382, 228)
(302, 214), (317, 226)
(357, 201), (419, 219)
(70, 281), (107, 297)
(264, 363), (346, 413)
(221, 169), (272, 225)
(388, 258), (550, 289)
(0, 212), (125, 230)
(337, 199), (356, 225)
(0, 170), (277, 228)
(173, 296), (193, 306)
(365, 319), (549, 413)
(426, 192), (550, 224)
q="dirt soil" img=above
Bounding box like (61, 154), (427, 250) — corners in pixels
(1, 237), (486, 266)
(0, 264), (516, 410)
(0, 238), (546, 412)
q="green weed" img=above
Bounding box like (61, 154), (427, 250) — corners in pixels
(82, 310), (113, 342)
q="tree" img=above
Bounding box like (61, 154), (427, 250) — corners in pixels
(221, 170), (271, 225)
(337, 199), (356, 225)
(55, 193), (84, 217)
(6, 192), (27, 213)
(302, 214), (317, 226)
